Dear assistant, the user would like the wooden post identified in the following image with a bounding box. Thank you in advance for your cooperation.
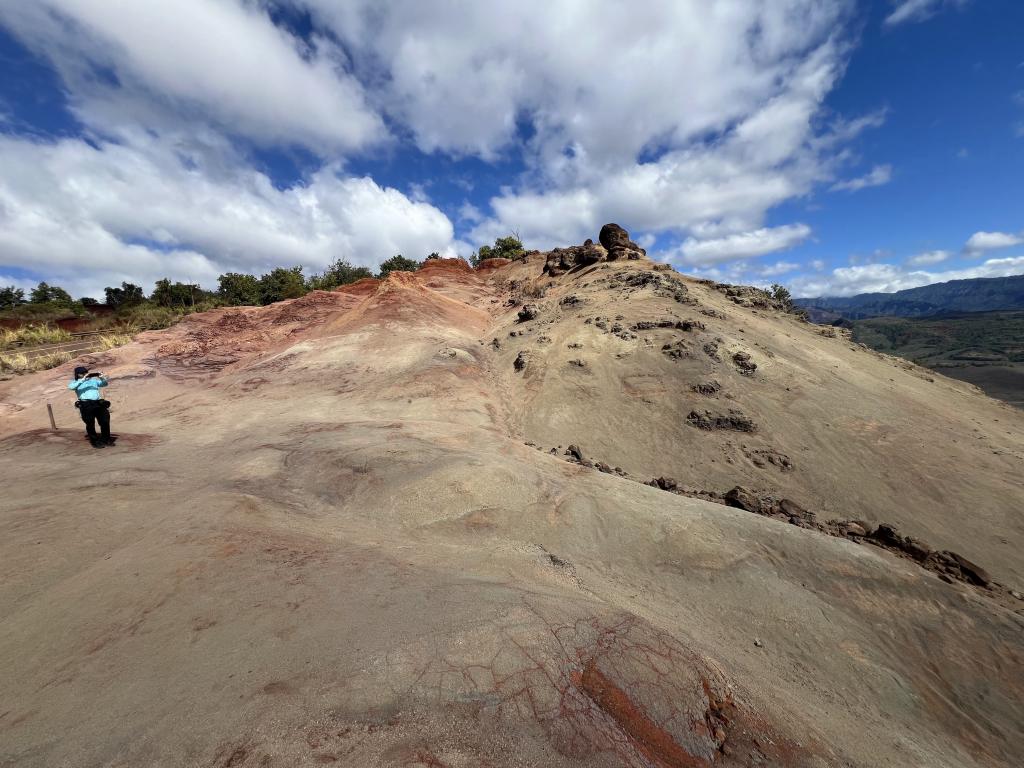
[46,403,57,432]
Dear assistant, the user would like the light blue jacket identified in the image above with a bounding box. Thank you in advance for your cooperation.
[68,376,108,401]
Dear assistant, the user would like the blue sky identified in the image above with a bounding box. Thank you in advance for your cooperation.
[0,0,1021,299]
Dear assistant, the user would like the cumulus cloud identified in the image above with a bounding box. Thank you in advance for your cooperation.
[0,134,457,299]
[756,261,801,278]
[674,224,812,266]
[791,255,1024,297]
[964,230,1023,255]
[0,0,385,152]
[293,0,864,248]
[0,1,892,293]
[830,164,893,192]
[906,249,951,266]
[884,0,969,27]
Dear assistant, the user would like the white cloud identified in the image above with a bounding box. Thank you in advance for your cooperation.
[458,202,484,225]
[0,1,895,294]
[0,134,457,299]
[674,224,812,266]
[964,230,1023,256]
[756,261,801,278]
[791,255,1024,297]
[293,0,864,248]
[884,0,969,27]
[0,0,385,153]
[906,249,951,266]
[830,164,892,192]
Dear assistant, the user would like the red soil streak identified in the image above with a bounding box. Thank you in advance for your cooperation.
[474,258,513,273]
[333,277,381,297]
[417,257,473,275]
[579,662,709,768]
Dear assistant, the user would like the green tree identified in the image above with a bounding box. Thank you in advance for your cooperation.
[29,282,53,303]
[770,283,794,310]
[104,282,145,310]
[306,259,374,291]
[29,282,74,306]
[425,252,441,261]
[152,278,202,308]
[471,235,525,266]
[492,236,526,259]
[217,272,261,306]
[377,254,421,278]
[258,266,307,305]
[0,286,26,309]
[79,297,100,308]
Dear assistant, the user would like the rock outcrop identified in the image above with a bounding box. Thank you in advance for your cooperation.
[543,223,647,275]
[599,223,646,261]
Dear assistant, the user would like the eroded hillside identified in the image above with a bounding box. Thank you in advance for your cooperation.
[1,229,1022,768]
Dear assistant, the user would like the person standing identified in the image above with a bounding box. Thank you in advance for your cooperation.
[68,365,114,448]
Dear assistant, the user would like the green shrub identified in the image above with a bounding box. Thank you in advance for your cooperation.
[471,235,526,266]
[0,286,25,310]
[218,272,261,306]
[151,278,211,308]
[259,266,307,304]
[104,282,145,310]
[377,254,422,278]
[307,259,374,291]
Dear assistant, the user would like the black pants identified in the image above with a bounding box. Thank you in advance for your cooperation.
[78,400,112,444]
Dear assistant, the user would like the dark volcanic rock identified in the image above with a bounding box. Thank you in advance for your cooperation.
[517,304,539,322]
[513,351,528,371]
[724,486,762,513]
[733,351,757,375]
[691,381,721,396]
[946,551,991,586]
[687,409,756,432]
[544,243,606,275]
[652,477,678,491]
[599,223,646,261]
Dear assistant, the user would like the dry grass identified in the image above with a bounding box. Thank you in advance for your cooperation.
[97,332,135,351]
[0,350,74,374]
[0,326,72,350]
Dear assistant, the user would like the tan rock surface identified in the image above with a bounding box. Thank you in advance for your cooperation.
[1,251,1022,767]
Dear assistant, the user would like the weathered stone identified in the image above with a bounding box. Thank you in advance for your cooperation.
[692,381,722,396]
[599,223,647,261]
[724,486,762,513]
[653,477,678,491]
[517,304,539,322]
[946,551,991,586]
[687,409,756,432]
[733,351,757,375]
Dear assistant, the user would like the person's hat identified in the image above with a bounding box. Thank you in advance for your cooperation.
[74,366,89,377]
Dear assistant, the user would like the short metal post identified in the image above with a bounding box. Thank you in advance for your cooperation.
[46,403,57,431]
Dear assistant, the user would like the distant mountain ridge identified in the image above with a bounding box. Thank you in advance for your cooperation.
[796,273,1024,320]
